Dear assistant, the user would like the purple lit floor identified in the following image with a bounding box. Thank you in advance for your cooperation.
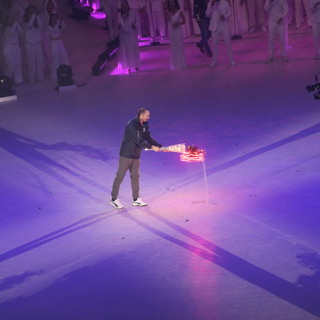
[1,15,320,320]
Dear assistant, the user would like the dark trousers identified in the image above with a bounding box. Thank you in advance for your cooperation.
[111,156,140,200]
[197,17,212,54]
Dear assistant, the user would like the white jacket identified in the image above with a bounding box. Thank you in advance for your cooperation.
[206,0,231,32]
[3,22,22,45]
[264,0,288,22]
[22,14,44,44]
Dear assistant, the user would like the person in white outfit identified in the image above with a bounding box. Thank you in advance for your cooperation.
[2,0,25,23]
[309,0,320,59]
[264,0,289,63]
[229,0,248,37]
[243,0,267,33]
[47,13,69,79]
[287,0,294,24]
[128,0,143,38]
[285,0,293,49]
[0,0,26,74]
[101,0,119,39]
[21,5,45,82]
[146,0,166,39]
[118,0,140,72]
[165,0,186,69]
[294,0,311,28]
[41,0,58,76]
[206,0,236,66]
[42,0,58,18]
[2,14,23,84]
[177,0,192,38]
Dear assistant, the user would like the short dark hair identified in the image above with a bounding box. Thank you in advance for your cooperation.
[137,108,149,117]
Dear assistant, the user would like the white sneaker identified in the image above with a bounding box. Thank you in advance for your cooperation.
[132,198,148,207]
[109,199,124,209]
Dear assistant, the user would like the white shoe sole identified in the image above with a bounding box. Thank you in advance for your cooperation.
[109,200,124,209]
[132,202,148,207]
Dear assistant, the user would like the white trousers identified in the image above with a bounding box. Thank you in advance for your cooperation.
[178,0,192,38]
[105,4,119,39]
[50,40,69,79]
[312,23,320,56]
[287,0,294,24]
[3,43,23,84]
[294,0,311,24]
[229,0,249,35]
[41,30,51,74]
[247,0,266,27]
[25,42,44,82]
[131,8,142,37]
[268,19,286,58]
[146,3,166,38]
[211,24,235,64]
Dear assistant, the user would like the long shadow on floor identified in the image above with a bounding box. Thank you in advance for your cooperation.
[296,252,320,293]
[172,123,320,189]
[0,271,44,292]
[0,127,109,202]
[122,207,320,318]
[1,208,319,319]
[0,211,117,264]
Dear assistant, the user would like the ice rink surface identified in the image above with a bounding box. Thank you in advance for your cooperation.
[1,7,320,320]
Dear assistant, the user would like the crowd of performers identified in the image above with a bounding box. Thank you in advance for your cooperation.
[0,0,69,85]
[1,0,320,82]
[114,0,320,71]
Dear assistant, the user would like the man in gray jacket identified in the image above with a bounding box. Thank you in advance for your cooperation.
[109,108,162,209]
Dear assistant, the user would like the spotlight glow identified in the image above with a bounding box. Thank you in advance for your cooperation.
[91,12,105,19]
[180,146,206,162]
